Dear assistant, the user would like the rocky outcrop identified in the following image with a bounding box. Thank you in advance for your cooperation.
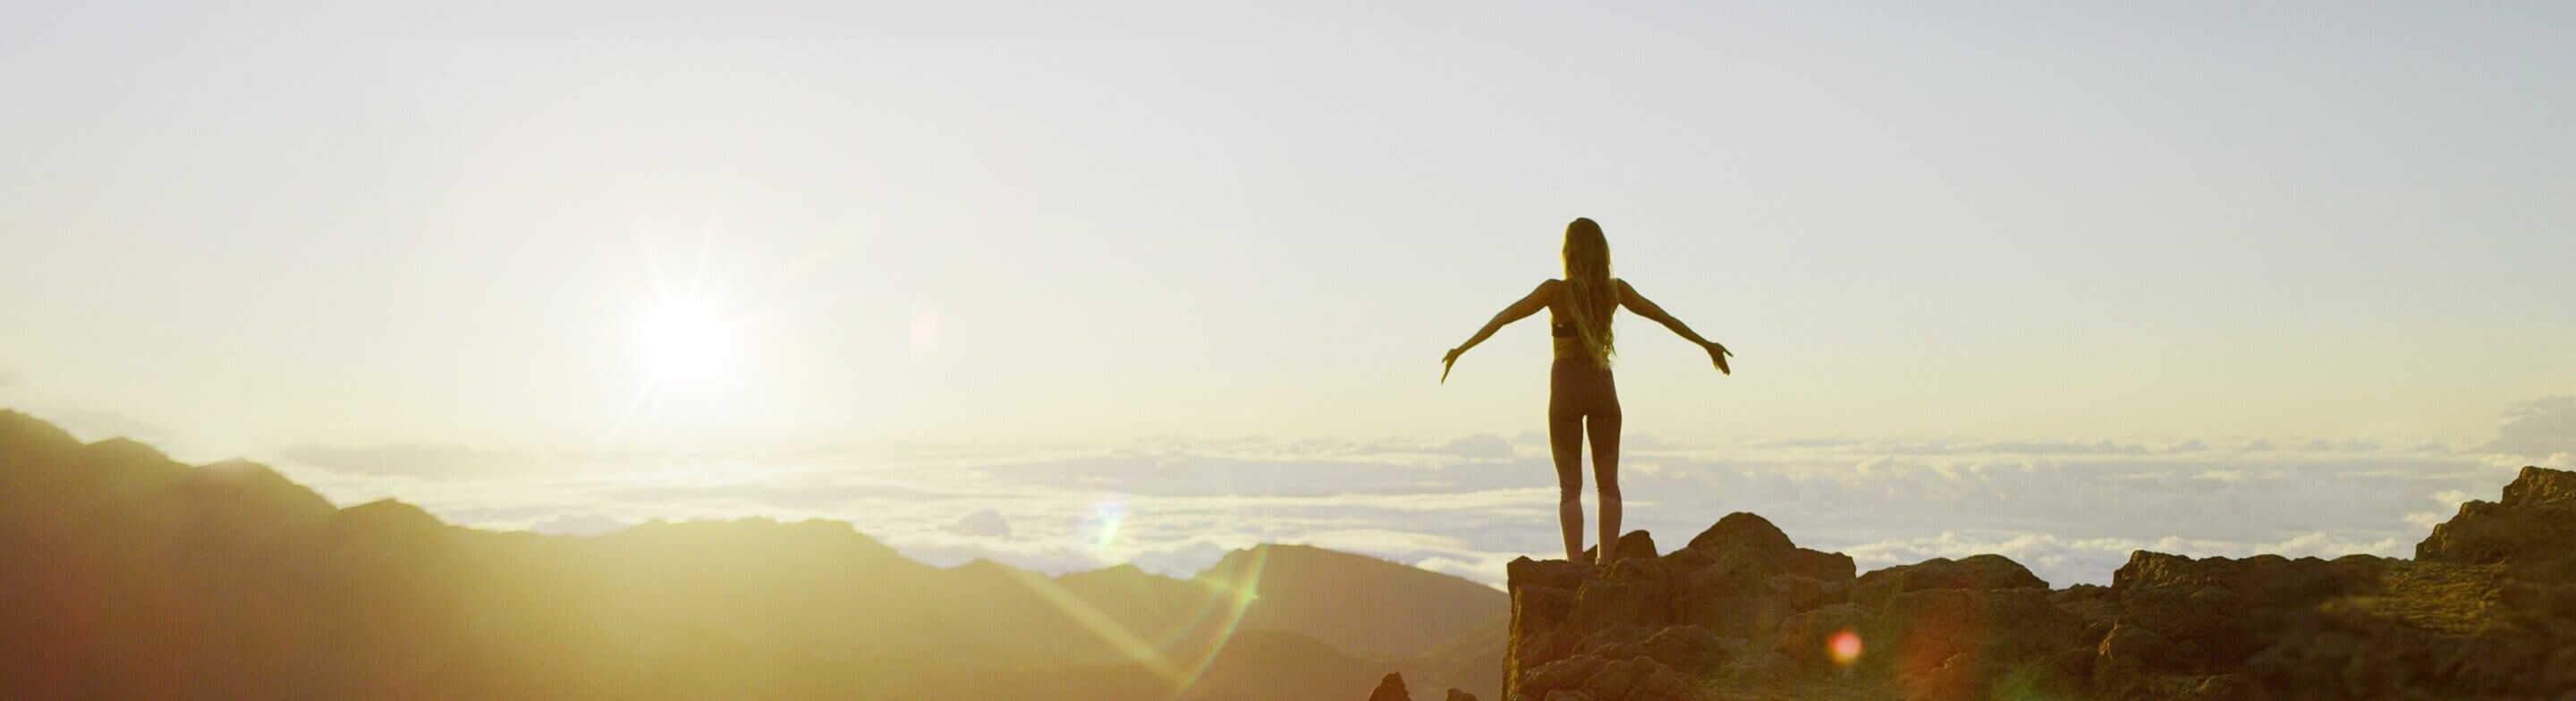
[1424,466,2576,701]
[1366,671,1482,701]
[1504,515,1857,701]
[2073,465,2576,699]
[1369,672,1412,701]
[2419,465,2576,579]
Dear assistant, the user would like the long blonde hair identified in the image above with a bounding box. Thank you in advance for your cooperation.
[1561,217,1616,369]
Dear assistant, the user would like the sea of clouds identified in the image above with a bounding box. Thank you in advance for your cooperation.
[256,398,2576,589]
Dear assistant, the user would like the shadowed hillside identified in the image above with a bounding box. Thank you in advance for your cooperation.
[0,410,1505,700]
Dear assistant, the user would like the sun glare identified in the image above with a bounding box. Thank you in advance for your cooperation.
[640,301,737,384]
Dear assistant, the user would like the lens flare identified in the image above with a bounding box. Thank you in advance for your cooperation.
[967,527,1267,699]
[1089,502,1125,548]
[1828,629,1863,666]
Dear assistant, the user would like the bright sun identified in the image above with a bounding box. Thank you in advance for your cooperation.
[640,302,737,384]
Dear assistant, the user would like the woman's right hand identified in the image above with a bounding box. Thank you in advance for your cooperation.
[1705,342,1732,376]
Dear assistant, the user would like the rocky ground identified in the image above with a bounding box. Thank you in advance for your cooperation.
[1368,465,2576,701]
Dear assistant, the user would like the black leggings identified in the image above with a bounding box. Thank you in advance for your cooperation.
[1547,357,1622,500]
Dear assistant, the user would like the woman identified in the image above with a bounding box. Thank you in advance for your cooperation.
[1441,217,1731,567]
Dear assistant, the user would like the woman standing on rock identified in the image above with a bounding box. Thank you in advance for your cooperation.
[1442,217,1732,568]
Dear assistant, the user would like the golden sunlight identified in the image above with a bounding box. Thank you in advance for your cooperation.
[640,300,738,385]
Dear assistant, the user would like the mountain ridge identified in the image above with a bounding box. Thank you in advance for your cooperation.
[0,409,1506,700]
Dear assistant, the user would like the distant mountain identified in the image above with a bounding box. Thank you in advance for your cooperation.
[0,410,1504,701]
[1202,544,1507,656]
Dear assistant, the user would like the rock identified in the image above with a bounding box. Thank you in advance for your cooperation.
[1783,548,1858,583]
[1664,513,1858,638]
[2093,622,2195,697]
[1582,530,1660,565]
[1677,513,1858,584]
[2551,646,2576,691]
[1510,649,1699,701]
[2419,466,2576,579]
[2503,464,2576,508]
[1571,562,1673,634]
[1444,689,1480,701]
[1507,566,1585,699]
[1369,672,1412,701]
[1657,547,1714,573]
[1766,572,1843,613]
[2111,551,2389,663]
[1772,602,1876,666]
[1852,554,2048,610]
[1584,657,1693,701]
[1683,512,1794,557]
[1576,657,1649,698]
[1721,650,1804,687]
[1622,660,1694,701]
[1878,587,2080,697]
[1496,468,2576,701]
[1896,651,1988,701]
[2052,583,2123,629]
[1518,655,1607,700]
[1636,624,1732,674]
[2021,646,2096,696]
[1512,556,1600,593]
[2179,674,2249,701]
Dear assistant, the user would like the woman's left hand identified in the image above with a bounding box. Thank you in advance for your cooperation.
[1440,347,1464,384]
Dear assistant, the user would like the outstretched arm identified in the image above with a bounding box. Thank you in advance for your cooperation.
[1442,280,1557,383]
[1618,279,1732,375]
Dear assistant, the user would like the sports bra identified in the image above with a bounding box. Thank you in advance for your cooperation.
[1551,319,1577,338]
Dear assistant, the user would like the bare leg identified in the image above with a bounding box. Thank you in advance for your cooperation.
[1589,410,1623,566]
[1549,411,1587,562]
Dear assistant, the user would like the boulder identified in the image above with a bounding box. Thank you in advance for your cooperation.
[1682,512,1793,557]
[1369,672,1412,701]
[1772,602,1876,666]
[1583,530,1660,565]
[1852,554,2048,610]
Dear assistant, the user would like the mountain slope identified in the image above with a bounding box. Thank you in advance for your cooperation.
[0,410,1505,701]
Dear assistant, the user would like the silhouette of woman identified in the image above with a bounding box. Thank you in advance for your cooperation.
[1441,218,1731,567]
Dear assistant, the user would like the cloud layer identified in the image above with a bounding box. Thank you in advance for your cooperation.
[262,407,2563,589]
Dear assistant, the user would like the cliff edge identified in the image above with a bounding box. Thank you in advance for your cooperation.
[1369,466,2576,701]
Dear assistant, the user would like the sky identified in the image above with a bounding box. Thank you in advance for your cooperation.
[4,3,2573,586]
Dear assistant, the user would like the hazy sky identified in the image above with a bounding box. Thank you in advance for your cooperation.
[4,1,2576,453]
[4,5,2572,511]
